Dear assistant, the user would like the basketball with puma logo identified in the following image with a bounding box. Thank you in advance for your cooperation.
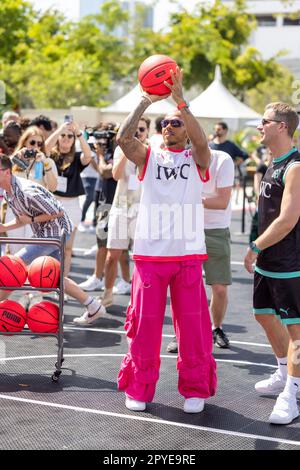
[0,255,28,290]
[0,300,27,333]
[28,256,60,288]
[27,301,59,333]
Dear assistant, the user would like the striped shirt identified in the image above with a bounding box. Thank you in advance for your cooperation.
[4,176,73,238]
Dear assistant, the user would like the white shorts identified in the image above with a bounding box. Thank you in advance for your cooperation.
[107,207,137,250]
[55,196,81,228]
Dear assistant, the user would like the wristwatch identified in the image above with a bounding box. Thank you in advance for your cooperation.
[76,132,83,138]
[249,241,261,254]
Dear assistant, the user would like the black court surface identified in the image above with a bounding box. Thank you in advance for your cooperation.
[1,210,300,451]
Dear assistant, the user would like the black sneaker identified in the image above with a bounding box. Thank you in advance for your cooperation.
[167,336,178,353]
[213,328,230,349]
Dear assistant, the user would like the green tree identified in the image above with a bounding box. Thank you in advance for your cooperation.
[159,0,288,100]
[245,64,295,113]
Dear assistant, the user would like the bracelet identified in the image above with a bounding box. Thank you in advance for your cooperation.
[31,215,35,223]
[76,132,83,138]
[177,100,189,110]
[44,167,53,173]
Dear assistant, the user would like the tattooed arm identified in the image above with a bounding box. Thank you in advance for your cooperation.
[165,68,211,174]
[116,92,169,174]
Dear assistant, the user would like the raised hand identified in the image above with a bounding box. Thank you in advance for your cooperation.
[163,66,184,104]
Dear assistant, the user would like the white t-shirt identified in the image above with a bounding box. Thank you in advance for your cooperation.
[133,146,208,261]
[203,150,234,229]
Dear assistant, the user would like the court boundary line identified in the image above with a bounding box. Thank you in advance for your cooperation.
[0,393,298,448]
[0,352,276,369]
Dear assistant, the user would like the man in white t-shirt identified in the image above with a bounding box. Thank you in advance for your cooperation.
[202,150,234,348]
[167,150,234,352]
[114,67,216,414]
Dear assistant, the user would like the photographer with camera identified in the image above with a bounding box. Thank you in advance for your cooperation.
[12,126,58,191]
[45,117,92,278]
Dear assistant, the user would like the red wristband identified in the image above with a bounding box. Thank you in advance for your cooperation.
[177,100,189,110]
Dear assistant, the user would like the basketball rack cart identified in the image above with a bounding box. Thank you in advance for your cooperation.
[0,232,65,382]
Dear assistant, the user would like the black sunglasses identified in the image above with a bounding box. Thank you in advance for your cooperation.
[161,119,184,128]
[29,140,43,148]
[261,119,284,126]
[137,127,146,133]
[61,133,74,139]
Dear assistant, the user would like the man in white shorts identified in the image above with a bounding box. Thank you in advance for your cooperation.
[74,118,149,323]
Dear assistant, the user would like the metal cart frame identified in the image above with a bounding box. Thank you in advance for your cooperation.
[0,232,66,382]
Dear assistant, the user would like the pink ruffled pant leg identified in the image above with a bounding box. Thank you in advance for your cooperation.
[117,260,217,402]
[118,261,170,402]
[170,261,217,398]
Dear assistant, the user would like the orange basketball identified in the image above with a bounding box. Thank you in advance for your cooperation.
[0,255,28,290]
[28,256,60,288]
[138,54,177,95]
[27,301,59,334]
[0,300,27,333]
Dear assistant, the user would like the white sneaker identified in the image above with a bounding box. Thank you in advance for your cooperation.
[269,393,299,425]
[125,397,146,412]
[84,244,98,256]
[73,303,106,325]
[113,278,131,295]
[77,222,88,232]
[183,397,205,413]
[255,369,286,395]
[78,275,104,291]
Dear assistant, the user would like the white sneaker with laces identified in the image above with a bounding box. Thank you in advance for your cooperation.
[78,275,104,291]
[184,397,205,413]
[113,278,131,295]
[73,304,106,325]
[269,392,299,424]
[255,369,286,395]
[125,397,146,412]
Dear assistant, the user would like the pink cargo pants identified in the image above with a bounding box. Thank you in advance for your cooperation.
[118,260,217,402]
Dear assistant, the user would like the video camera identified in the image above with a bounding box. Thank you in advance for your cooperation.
[85,125,117,156]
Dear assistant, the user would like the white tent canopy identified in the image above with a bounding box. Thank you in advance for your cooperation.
[102,85,175,115]
[189,66,260,120]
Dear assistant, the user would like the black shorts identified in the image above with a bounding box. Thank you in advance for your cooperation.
[253,272,300,325]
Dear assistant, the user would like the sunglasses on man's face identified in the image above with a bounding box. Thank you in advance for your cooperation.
[29,140,43,148]
[60,134,74,139]
[161,119,184,128]
[261,118,284,126]
[137,127,146,133]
